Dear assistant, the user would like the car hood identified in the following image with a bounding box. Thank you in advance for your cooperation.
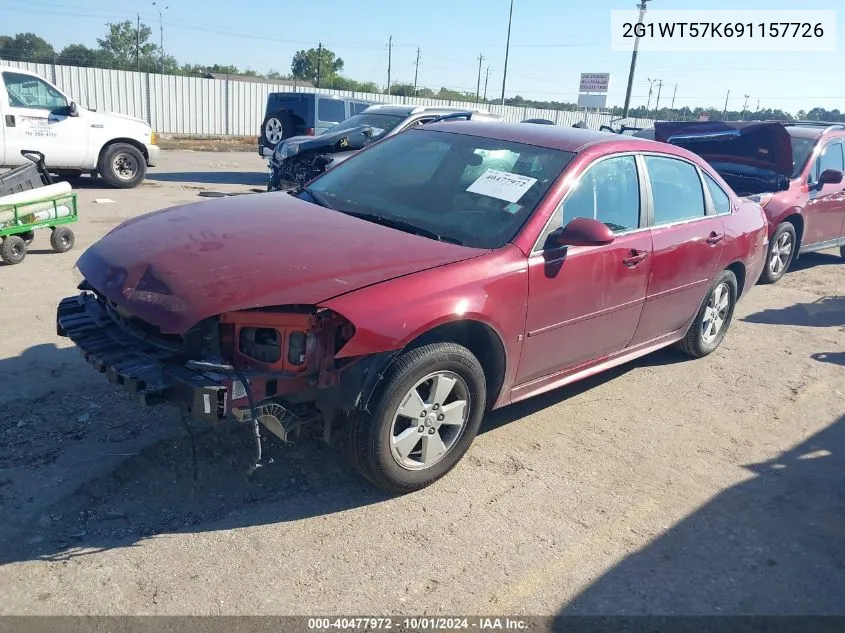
[654,121,793,177]
[75,193,486,334]
[273,125,376,163]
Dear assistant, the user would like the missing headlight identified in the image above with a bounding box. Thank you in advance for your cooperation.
[288,331,306,365]
[239,327,281,363]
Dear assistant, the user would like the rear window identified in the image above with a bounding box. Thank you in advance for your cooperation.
[318,98,346,124]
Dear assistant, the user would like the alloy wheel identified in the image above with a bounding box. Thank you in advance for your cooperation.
[769,231,793,277]
[265,118,283,144]
[702,282,730,345]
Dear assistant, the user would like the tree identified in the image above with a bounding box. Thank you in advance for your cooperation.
[0,32,54,62]
[58,44,106,68]
[388,82,418,97]
[97,20,158,69]
[290,47,344,84]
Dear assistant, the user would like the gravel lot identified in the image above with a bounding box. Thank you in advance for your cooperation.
[0,150,843,616]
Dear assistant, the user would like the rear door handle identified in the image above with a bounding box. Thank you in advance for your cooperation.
[707,232,725,245]
[622,251,649,267]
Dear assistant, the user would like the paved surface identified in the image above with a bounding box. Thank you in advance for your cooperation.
[0,151,843,616]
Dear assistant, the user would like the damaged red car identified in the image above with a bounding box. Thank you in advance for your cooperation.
[56,121,768,493]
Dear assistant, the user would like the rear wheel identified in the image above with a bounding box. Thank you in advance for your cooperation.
[680,269,738,358]
[50,226,74,253]
[0,235,27,265]
[19,231,35,246]
[346,342,486,494]
[759,222,796,284]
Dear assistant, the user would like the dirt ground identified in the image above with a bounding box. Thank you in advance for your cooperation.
[0,150,843,616]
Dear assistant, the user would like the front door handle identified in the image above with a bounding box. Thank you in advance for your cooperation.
[4,114,14,127]
[622,250,649,267]
[707,232,725,245]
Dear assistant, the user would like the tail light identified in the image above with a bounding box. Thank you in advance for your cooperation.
[305,128,315,136]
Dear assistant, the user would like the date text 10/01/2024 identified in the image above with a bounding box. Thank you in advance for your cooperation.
[306,617,529,630]
[622,22,825,39]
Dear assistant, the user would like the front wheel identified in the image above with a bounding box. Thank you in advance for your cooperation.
[759,222,796,284]
[680,268,738,358]
[98,143,147,189]
[346,342,487,494]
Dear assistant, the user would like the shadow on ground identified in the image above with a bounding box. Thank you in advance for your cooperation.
[145,171,267,186]
[743,295,845,328]
[0,341,690,566]
[557,412,845,616]
[787,251,843,273]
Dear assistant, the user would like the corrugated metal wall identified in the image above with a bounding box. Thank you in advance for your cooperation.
[1,59,657,135]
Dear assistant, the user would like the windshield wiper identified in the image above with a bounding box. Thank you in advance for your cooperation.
[339,210,463,245]
[301,187,335,210]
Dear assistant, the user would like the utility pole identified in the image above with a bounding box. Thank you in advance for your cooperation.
[756,98,760,111]
[476,54,485,103]
[645,78,656,112]
[722,89,730,119]
[654,79,663,117]
[151,2,168,72]
[623,0,652,118]
[413,47,421,97]
[483,65,490,102]
[670,83,677,109]
[136,13,141,71]
[386,35,393,96]
[316,41,322,88]
[500,0,514,106]
[742,94,750,120]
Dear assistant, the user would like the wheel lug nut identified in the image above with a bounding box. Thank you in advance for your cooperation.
[437,414,444,421]
[433,404,439,410]
[418,425,425,433]
[420,411,426,417]
[428,428,436,434]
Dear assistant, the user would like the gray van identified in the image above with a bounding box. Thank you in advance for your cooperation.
[258,93,375,157]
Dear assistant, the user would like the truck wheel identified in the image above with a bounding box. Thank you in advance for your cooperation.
[262,111,292,150]
[0,235,27,265]
[50,226,75,253]
[346,342,487,494]
[98,143,147,189]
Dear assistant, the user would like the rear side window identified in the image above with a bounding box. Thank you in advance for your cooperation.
[815,140,844,180]
[317,98,346,124]
[644,155,706,225]
[351,102,370,114]
[702,172,731,214]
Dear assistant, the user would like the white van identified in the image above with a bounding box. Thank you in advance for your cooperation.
[0,66,159,188]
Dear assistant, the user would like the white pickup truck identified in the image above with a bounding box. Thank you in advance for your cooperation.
[0,66,159,188]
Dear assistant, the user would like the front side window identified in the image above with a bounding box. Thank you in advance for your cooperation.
[814,140,844,181]
[644,155,706,225]
[317,98,346,124]
[3,72,67,110]
[302,128,575,249]
[560,154,641,233]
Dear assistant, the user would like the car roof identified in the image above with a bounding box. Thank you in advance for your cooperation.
[418,120,665,153]
[360,104,492,117]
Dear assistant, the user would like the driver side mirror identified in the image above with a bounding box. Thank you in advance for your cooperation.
[817,168,843,187]
[556,217,615,247]
[67,101,79,117]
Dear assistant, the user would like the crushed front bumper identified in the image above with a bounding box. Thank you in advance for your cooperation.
[56,293,239,424]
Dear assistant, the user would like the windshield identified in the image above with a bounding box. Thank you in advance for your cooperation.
[301,128,575,249]
[323,113,406,140]
[789,136,817,178]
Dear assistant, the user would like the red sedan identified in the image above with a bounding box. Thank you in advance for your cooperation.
[57,121,768,493]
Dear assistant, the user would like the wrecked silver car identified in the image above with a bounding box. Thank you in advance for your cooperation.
[266,104,499,191]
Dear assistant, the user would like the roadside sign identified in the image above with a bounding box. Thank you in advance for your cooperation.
[698,112,711,121]
[579,73,610,93]
[577,93,608,109]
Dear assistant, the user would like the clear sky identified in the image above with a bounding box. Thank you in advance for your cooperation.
[1,0,843,114]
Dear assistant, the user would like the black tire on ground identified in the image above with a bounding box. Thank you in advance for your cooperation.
[261,110,293,150]
[0,235,27,265]
[97,143,147,189]
[50,226,75,253]
[759,222,797,284]
[346,342,487,494]
[680,268,738,359]
[19,231,35,246]
[840,244,845,259]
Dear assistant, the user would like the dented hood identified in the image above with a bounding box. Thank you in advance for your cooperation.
[654,121,794,177]
[75,192,485,334]
[273,125,375,162]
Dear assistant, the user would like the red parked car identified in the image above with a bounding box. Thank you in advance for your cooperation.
[654,120,845,283]
[56,122,768,493]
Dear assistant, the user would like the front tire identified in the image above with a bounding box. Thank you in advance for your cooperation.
[50,226,74,253]
[680,269,738,358]
[759,222,796,284]
[346,342,487,494]
[98,143,147,189]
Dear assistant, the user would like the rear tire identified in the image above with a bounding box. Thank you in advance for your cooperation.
[840,245,845,259]
[759,222,796,284]
[0,235,27,265]
[50,226,74,253]
[680,269,738,359]
[19,231,35,246]
[98,143,147,189]
[346,342,487,494]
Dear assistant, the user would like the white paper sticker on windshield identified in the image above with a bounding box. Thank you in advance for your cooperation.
[466,169,538,203]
